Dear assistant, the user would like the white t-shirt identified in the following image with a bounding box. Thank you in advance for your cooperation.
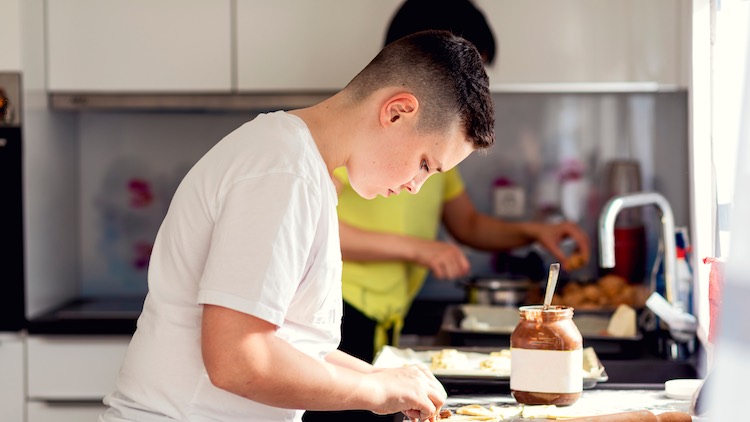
[100,111,342,422]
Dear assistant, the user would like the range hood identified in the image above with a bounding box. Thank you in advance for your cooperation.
[48,91,336,112]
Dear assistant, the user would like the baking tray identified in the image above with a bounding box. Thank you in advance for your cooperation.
[373,345,608,392]
[438,304,644,359]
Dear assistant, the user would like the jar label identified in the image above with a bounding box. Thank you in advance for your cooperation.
[510,348,583,394]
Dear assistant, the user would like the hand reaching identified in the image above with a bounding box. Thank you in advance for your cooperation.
[531,221,590,271]
[412,239,471,279]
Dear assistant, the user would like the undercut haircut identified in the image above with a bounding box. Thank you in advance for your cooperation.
[345,30,495,150]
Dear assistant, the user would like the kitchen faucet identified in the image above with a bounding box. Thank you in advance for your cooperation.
[598,191,679,308]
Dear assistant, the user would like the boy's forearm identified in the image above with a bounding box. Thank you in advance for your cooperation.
[324,349,378,374]
[209,328,379,411]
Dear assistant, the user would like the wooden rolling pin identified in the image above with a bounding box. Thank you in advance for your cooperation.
[561,410,692,421]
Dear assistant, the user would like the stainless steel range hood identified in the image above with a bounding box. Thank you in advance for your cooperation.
[49,91,336,112]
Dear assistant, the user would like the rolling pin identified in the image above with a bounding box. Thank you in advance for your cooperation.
[561,410,692,421]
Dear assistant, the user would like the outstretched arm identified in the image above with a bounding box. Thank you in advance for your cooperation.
[441,192,590,271]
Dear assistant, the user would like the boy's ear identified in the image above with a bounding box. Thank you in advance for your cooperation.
[380,93,418,127]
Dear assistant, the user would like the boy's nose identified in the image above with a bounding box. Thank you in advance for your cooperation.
[403,178,423,195]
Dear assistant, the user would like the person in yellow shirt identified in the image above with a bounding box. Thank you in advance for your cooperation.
[334,167,589,363]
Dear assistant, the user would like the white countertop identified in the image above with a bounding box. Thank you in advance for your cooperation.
[441,389,698,420]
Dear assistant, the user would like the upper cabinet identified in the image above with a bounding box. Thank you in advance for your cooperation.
[0,0,22,71]
[43,0,688,94]
[475,0,689,87]
[235,0,402,92]
[46,0,233,92]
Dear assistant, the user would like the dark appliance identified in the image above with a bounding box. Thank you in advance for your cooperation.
[0,72,25,331]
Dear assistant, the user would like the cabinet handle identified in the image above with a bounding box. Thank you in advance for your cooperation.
[37,399,105,407]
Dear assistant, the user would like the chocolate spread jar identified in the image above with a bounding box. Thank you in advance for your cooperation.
[510,305,583,406]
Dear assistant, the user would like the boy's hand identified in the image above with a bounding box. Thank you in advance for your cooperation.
[367,363,447,420]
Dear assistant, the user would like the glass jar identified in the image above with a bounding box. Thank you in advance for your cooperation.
[510,305,583,406]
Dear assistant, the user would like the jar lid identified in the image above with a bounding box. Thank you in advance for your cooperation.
[518,305,574,318]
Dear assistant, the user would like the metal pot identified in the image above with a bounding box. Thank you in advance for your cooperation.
[458,274,535,307]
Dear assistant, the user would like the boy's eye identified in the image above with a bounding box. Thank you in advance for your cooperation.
[421,159,430,172]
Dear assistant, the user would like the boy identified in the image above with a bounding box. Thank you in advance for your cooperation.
[99,30,494,422]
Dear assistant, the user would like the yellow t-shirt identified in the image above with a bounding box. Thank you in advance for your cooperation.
[333,167,465,331]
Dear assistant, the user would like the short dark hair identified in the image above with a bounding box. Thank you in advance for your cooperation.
[345,30,495,150]
[385,0,497,66]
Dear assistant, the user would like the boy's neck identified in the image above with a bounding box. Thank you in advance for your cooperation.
[289,92,359,176]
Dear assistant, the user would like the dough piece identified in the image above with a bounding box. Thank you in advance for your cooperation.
[439,414,497,421]
[490,405,522,419]
[430,349,469,370]
[456,404,495,417]
[479,350,511,373]
[566,253,587,271]
[582,347,605,378]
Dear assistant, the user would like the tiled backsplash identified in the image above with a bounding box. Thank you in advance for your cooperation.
[75,91,689,299]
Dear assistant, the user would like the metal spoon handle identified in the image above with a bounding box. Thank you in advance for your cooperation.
[543,263,561,309]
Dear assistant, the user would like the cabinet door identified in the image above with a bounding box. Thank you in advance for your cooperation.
[27,335,130,400]
[46,0,232,92]
[236,0,402,91]
[0,334,24,422]
[474,0,686,86]
[0,0,22,71]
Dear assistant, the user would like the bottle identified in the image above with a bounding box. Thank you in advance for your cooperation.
[675,247,692,314]
[510,305,583,406]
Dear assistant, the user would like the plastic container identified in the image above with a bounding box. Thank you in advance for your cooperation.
[675,247,693,313]
[510,305,583,406]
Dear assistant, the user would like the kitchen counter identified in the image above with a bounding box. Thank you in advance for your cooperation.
[395,388,701,421]
[27,296,142,335]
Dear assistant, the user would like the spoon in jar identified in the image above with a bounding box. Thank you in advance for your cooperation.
[543,263,561,310]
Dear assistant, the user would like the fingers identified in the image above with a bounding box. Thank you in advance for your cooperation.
[425,243,470,279]
[537,221,591,271]
[562,221,591,260]
[413,364,446,419]
[386,365,445,420]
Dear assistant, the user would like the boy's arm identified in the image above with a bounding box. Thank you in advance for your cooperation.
[201,304,445,419]
[323,349,378,374]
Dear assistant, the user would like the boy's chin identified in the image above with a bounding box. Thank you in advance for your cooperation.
[351,186,378,200]
[347,180,374,200]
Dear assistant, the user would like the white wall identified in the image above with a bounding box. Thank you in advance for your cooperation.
[21,0,81,318]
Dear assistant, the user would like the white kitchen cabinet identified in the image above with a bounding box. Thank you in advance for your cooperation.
[474,0,689,88]
[43,0,689,95]
[0,333,25,422]
[0,0,22,71]
[235,0,402,91]
[27,335,130,400]
[46,0,232,92]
